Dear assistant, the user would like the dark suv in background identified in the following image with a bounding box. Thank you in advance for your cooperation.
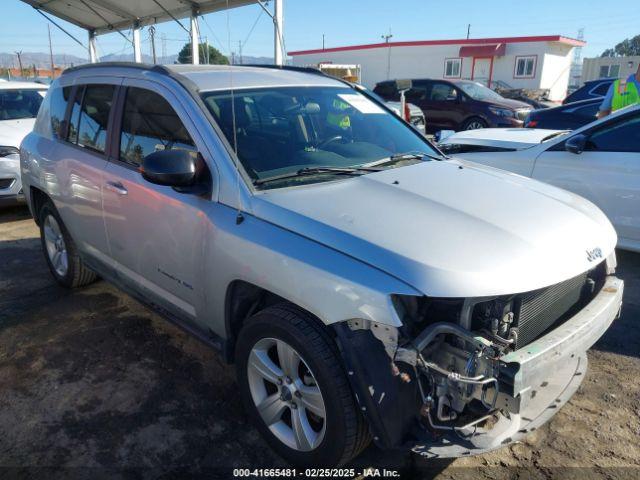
[562,78,613,105]
[374,79,532,132]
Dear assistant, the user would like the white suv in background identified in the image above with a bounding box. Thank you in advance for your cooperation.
[0,81,48,205]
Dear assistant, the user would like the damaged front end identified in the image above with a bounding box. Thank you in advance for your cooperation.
[333,262,624,457]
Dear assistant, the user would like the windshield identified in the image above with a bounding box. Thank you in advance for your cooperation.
[0,89,46,120]
[201,86,437,189]
[458,82,505,102]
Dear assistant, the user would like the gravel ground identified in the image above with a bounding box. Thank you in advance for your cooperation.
[0,205,639,479]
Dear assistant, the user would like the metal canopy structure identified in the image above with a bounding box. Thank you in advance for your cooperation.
[20,0,284,65]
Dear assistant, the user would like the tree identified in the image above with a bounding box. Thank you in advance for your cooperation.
[178,42,229,64]
[601,34,640,57]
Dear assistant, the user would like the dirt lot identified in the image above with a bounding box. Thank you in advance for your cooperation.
[1,205,639,479]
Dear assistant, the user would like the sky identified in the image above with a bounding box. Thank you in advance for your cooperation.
[1,0,639,62]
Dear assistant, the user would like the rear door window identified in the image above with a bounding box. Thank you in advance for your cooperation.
[76,84,115,153]
[119,87,196,167]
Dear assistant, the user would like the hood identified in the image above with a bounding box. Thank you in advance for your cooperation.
[440,128,565,150]
[487,98,532,110]
[0,118,36,147]
[251,160,616,298]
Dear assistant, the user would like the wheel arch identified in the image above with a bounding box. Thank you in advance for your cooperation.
[224,280,334,363]
[29,186,52,226]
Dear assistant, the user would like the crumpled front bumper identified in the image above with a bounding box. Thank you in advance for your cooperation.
[335,275,623,457]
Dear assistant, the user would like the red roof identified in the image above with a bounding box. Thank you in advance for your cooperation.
[459,43,506,57]
[289,35,586,56]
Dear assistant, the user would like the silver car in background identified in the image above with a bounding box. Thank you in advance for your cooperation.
[0,81,48,205]
[20,63,623,467]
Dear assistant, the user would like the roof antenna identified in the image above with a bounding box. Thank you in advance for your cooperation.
[226,0,244,225]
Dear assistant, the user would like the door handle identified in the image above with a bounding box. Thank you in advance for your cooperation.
[105,180,128,195]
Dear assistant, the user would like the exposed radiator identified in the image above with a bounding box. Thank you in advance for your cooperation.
[514,272,588,348]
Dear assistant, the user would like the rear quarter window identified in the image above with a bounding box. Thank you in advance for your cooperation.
[33,85,72,140]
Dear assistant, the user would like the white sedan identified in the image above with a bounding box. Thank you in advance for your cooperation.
[439,105,640,252]
[0,81,48,206]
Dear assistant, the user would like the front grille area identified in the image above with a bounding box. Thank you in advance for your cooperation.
[471,262,606,349]
[515,272,588,348]
[0,178,15,190]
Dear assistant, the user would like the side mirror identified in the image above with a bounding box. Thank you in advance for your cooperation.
[445,95,458,102]
[565,134,587,154]
[141,149,198,187]
[435,130,455,143]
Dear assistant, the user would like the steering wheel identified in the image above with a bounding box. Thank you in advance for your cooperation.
[317,135,344,149]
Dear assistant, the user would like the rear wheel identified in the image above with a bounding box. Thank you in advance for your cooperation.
[462,117,487,130]
[235,303,370,466]
[39,201,97,288]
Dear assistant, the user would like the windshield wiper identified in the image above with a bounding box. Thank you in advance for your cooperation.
[540,131,571,142]
[253,166,382,186]
[365,151,448,168]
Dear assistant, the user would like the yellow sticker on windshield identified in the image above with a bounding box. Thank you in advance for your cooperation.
[337,94,385,114]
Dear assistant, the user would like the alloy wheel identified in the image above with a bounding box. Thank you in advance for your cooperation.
[43,214,68,277]
[247,337,327,451]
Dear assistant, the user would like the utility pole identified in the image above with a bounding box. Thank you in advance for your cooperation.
[381,30,393,80]
[205,37,210,64]
[322,34,325,50]
[161,33,167,60]
[47,24,55,79]
[15,51,23,78]
[238,40,243,64]
[467,24,471,39]
[149,25,157,64]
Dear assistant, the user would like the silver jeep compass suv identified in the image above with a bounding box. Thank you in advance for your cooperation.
[20,63,623,467]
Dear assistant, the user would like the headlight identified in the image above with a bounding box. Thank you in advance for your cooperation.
[488,106,515,118]
[0,146,20,158]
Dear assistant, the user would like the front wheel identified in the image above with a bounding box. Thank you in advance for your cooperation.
[462,117,488,130]
[235,304,370,467]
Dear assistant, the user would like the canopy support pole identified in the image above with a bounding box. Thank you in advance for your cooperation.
[190,10,200,65]
[132,22,142,63]
[273,0,283,65]
[88,30,98,63]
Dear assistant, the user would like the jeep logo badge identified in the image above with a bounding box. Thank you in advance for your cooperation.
[586,247,603,262]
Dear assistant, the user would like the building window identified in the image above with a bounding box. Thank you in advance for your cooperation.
[599,64,620,78]
[514,55,537,78]
[444,58,462,78]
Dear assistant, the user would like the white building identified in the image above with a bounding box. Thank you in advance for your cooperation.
[581,56,640,83]
[290,35,585,102]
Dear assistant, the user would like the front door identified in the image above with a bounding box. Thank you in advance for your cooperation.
[101,81,212,325]
[472,58,493,87]
[533,111,640,246]
[420,82,465,131]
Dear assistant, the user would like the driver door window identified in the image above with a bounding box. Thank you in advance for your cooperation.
[119,87,196,167]
[586,114,640,153]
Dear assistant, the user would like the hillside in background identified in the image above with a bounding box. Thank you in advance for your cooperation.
[0,51,273,68]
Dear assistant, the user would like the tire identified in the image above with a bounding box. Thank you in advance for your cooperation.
[462,117,488,130]
[39,200,97,288]
[235,303,370,467]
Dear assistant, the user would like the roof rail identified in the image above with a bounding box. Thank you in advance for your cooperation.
[61,62,171,76]
[238,64,330,77]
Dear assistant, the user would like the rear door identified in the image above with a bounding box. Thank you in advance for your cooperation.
[533,111,640,245]
[102,79,212,325]
[51,80,118,263]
